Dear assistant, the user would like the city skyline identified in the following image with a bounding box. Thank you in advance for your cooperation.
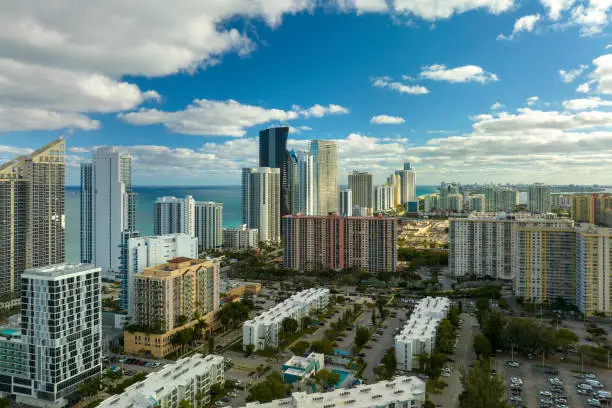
[0,3,611,185]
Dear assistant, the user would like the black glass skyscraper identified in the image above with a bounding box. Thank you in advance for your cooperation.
[259,127,292,216]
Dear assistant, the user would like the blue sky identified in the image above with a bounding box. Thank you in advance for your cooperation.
[1,1,612,185]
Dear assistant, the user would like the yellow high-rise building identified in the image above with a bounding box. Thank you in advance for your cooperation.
[570,194,612,226]
[576,225,612,318]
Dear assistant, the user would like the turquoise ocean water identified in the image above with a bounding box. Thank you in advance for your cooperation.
[65,185,437,262]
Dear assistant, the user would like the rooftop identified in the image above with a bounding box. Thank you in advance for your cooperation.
[22,263,100,279]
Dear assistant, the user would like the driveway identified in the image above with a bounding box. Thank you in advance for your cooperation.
[362,313,403,383]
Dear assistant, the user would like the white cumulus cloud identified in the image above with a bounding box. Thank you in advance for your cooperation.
[559,64,588,83]
[562,97,612,110]
[372,76,430,95]
[490,102,505,110]
[370,115,406,124]
[420,64,499,83]
[540,0,576,20]
[497,14,541,40]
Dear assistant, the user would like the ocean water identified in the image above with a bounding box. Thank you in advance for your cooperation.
[65,185,437,262]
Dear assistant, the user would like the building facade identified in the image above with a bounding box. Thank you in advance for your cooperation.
[395,297,450,372]
[81,147,135,279]
[223,225,259,250]
[484,186,518,213]
[259,127,293,217]
[528,183,552,214]
[239,376,426,408]
[387,173,402,207]
[195,202,223,251]
[99,354,224,408]
[339,188,352,217]
[121,234,198,316]
[424,194,439,212]
[0,138,65,298]
[310,140,338,215]
[395,163,416,204]
[348,171,373,211]
[14,264,102,407]
[242,167,281,243]
[297,151,316,215]
[132,258,220,333]
[571,194,612,226]
[468,194,485,212]
[374,184,395,212]
[512,220,576,304]
[282,214,397,274]
[154,196,196,236]
[576,225,612,318]
[243,289,329,351]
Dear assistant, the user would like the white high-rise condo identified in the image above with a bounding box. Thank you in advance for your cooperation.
[528,183,552,214]
[195,201,223,251]
[16,264,102,407]
[223,225,259,250]
[154,195,196,236]
[395,162,416,204]
[375,184,395,212]
[297,151,316,215]
[310,140,338,215]
[120,233,198,316]
[339,188,353,217]
[242,167,281,243]
[0,138,65,298]
[81,147,135,279]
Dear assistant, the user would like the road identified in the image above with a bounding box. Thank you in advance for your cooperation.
[362,313,403,383]
[431,312,477,407]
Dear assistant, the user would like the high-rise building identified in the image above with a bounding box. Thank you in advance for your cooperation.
[120,234,198,316]
[424,194,439,212]
[387,173,402,207]
[450,212,562,280]
[348,171,373,211]
[468,194,486,212]
[339,188,353,217]
[528,183,552,214]
[0,138,65,298]
[288,150,300,215]
[394,163,416,205]
[223,225,259,250]
[297,151,316,215]
[310,140,338,215]
[512,220,576,304]
[576,225,612,318]
[81,147,135,279]
[259,127,293,216]
[570,194,612,226]
[16,263,102,407]
[374,184,395,212]
[484,186,518,212]
[195,202,223,251]
[133,258,220,332]
[438,182,460,211]
[552,194,572,209]
[242,167,281,243]
[282,214,397,274]
[446,194,463,212]
[153,195,196,236]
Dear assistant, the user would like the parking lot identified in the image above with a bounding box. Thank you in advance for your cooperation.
[496,356,612,408]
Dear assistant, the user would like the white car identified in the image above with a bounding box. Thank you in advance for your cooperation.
[587,398,601,407]
[539,391,552,398]
[507,361,520,368]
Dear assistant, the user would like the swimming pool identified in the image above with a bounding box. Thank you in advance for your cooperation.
[332,369,349,388]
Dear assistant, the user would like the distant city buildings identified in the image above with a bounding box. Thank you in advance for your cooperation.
[154,195,196,236]
[81,146,135,280]
[576,225,612,318]
[484,185,518,212]
[468,194,486,212]
[242,167,281,243]
[239,376,426,408]
[0,138,65,298]
[310,140,338,215]
[395,162,417,204]
[282,214,397,274]
[259,127,293,217]
[527,183,552,214]
[348,171,374,212]
[374,184,395,212]
[194,201,223,251]
[223,224,259,250]
[424,194,439,212]
[99,354,224,408]
[570,194,612,226]
[120,234,198,316]
[338,188,353,217]
[243,289,329,351]
[387,173,402,207]
[552,194,571,209]
[10,264,102,407]
[395,297,450,372]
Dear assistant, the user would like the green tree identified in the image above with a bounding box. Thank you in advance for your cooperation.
[556,328,578,354]
[178,399,192,408]
[247,372,291,403]
[282,317,299,340]
[207,332,215,354]
[458,359,509,408]
[245,344,255,357]
[437,319,456,354]
[0,398,9,408]
[291,341,310,356]
[473,333,492,360]
[374,348,397,380]
[78,377,101,397]
[195,391,204,408]
[302,316,313,328]
[313,369,341,391]
[210,383,224,398]
[482,311,506,351]
[310,340,333,355]
[355,327,371,348]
